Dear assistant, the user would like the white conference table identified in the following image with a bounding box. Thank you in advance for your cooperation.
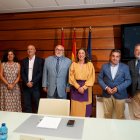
[0,111,140,140]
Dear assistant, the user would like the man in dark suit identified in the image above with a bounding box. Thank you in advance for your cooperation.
[98,49,131,119]
[21,45,43,113]
[128,43,140,119]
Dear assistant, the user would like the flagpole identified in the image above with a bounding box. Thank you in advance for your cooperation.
[87,26,92,61]
[89,26,92,32]
[61,27,64,48]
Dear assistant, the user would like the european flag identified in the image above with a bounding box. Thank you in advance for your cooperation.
[87,30,92,61]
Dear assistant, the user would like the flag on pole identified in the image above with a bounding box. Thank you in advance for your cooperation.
[87,27,92,61]
[61,28,64,47]
[71,29,77,62]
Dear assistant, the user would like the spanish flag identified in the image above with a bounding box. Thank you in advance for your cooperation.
[71,29,76,62]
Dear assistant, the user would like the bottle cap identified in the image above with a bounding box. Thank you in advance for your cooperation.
[2,123,6,126]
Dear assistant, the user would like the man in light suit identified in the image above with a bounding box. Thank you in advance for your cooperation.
[21,45,44,113]
[98,49,131,119]
[42,45,71,99]
[128,44,140,119]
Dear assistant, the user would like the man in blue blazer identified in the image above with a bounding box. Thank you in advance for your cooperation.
[42,45,71,99]
[98,49,131,119]
[21,45,44,113]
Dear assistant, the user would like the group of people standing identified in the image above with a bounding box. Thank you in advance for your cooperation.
[0,44,95,117]
[0,43,140,119]
[42,45,95,117]
[0,45,44,113]
[98,44,140,119]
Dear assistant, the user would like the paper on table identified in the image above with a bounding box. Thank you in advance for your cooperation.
[37,117,61,129]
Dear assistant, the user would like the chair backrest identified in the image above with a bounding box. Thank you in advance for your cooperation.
[96,96,132,119]
[38,98,70,116]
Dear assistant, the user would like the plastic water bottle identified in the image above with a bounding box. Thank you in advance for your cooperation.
[0,126,2,140]
[0,123,8,140]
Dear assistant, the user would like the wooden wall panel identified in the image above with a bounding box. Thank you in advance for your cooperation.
[119,14,140,24]
[0,12,140,30]
[0,8,119,20]
[0,38,118,51]
[93,61,108,73]
[0,50,111,61]
[119,7,140,14]
[92,50,111,61]
[0,7,138,20]
[0,18,73,30]
[93,84,102,95]
[0,51,53,60]
[0,26,120,40]
[0,6,140,97]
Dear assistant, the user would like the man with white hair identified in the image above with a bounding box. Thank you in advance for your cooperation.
[42,45,71,99]
[128,43,140,119]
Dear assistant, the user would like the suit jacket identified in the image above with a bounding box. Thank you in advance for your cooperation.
[128,59,139,96]
[21,56,44,88]
[42,56,71,98]
[98,62,131,99]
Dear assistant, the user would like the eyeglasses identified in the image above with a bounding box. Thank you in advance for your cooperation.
[55,48,64,52]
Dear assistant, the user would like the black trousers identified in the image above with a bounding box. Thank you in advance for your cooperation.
[22,86,40,113]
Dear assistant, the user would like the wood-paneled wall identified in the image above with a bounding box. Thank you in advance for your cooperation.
[0,7,140,96]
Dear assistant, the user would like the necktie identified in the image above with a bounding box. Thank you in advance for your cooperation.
[137,60,140,89]
[137,60,140,72]
[56,57,60,73]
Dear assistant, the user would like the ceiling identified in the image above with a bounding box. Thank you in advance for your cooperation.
[0,0,140,14]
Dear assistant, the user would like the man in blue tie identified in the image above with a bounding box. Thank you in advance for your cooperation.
[42,45,71,99]
[98,49,131,119]
[128,43,140,119]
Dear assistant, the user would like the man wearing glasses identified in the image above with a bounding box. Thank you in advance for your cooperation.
[128,44,140,119]
[42,45,71,99]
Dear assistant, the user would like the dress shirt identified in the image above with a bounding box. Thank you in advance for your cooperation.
[28,55,35,82]
[136,59,140,74]
[110,63,119,80]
